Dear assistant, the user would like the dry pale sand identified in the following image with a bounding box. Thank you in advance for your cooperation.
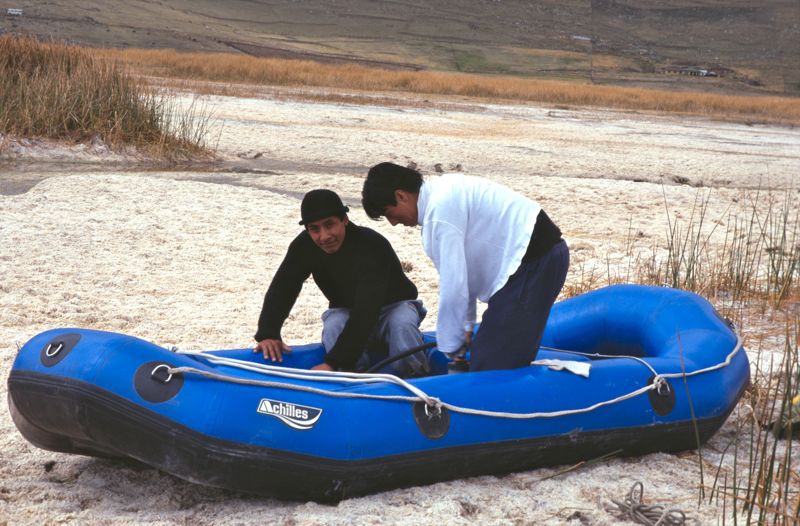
[1,87,799,525]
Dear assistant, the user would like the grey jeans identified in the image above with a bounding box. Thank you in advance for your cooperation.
[321,300,429,376]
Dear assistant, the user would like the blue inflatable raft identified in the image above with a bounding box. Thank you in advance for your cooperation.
[8,285,750,501]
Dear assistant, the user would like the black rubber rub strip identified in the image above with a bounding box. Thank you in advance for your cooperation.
[7,371,745,502]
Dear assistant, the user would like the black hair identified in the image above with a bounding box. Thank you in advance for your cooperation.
[361,162,423,220]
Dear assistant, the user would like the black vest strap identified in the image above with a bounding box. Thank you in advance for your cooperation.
[522,210,562,263]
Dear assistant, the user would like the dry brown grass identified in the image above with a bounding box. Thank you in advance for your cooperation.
[583,188,800,317]
[106,47,800,126]
[0,36,212,160]
[565,187,800,523]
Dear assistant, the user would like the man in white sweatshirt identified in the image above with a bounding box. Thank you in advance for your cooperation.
[362,162,569,371]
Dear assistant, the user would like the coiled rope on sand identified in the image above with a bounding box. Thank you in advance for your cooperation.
[608,481,690,526]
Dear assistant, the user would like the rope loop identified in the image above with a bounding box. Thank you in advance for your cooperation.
[151,364,174,384]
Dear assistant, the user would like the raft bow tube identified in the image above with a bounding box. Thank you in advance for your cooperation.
[7,285,750,501]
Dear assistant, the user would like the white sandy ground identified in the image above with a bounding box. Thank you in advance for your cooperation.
[1,87,799,524]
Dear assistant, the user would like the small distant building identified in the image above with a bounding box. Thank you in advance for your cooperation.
[6,8,23,16]
[662,66,719,77]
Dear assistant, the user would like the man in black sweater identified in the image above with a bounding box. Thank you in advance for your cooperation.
[254,189,429,376]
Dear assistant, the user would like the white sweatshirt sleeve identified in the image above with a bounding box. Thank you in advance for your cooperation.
[423,219,469,355]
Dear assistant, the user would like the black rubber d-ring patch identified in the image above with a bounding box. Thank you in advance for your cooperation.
[134,361,184,403]
[647,375,676,416]
[40,333,81,367]
[413,401,450,439]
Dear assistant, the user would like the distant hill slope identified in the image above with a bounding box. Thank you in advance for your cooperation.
[2,0,798,95]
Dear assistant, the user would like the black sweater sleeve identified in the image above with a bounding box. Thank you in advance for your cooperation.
[254,236,311,342]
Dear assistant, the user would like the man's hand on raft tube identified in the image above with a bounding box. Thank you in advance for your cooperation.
[253,340,333,371]
[254,338,292,362]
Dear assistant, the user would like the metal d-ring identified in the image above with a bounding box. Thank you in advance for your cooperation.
[655,377,669,396]
[40,334,81,367]
[150,364,173,384]
[424,403,442,420]
[135,361,183,403]
[413,401,450,438]
[45,342,64,357]
[647,374,676,416]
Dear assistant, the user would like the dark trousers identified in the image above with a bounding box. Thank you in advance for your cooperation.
[470,240,569,371]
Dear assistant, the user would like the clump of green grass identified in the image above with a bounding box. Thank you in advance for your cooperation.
[0,35,211,160]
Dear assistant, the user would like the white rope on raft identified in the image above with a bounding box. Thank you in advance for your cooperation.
[167,332,744,420]
[172,350,438,404]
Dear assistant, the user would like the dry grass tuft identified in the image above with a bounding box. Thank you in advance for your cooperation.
[0,36,212,160]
